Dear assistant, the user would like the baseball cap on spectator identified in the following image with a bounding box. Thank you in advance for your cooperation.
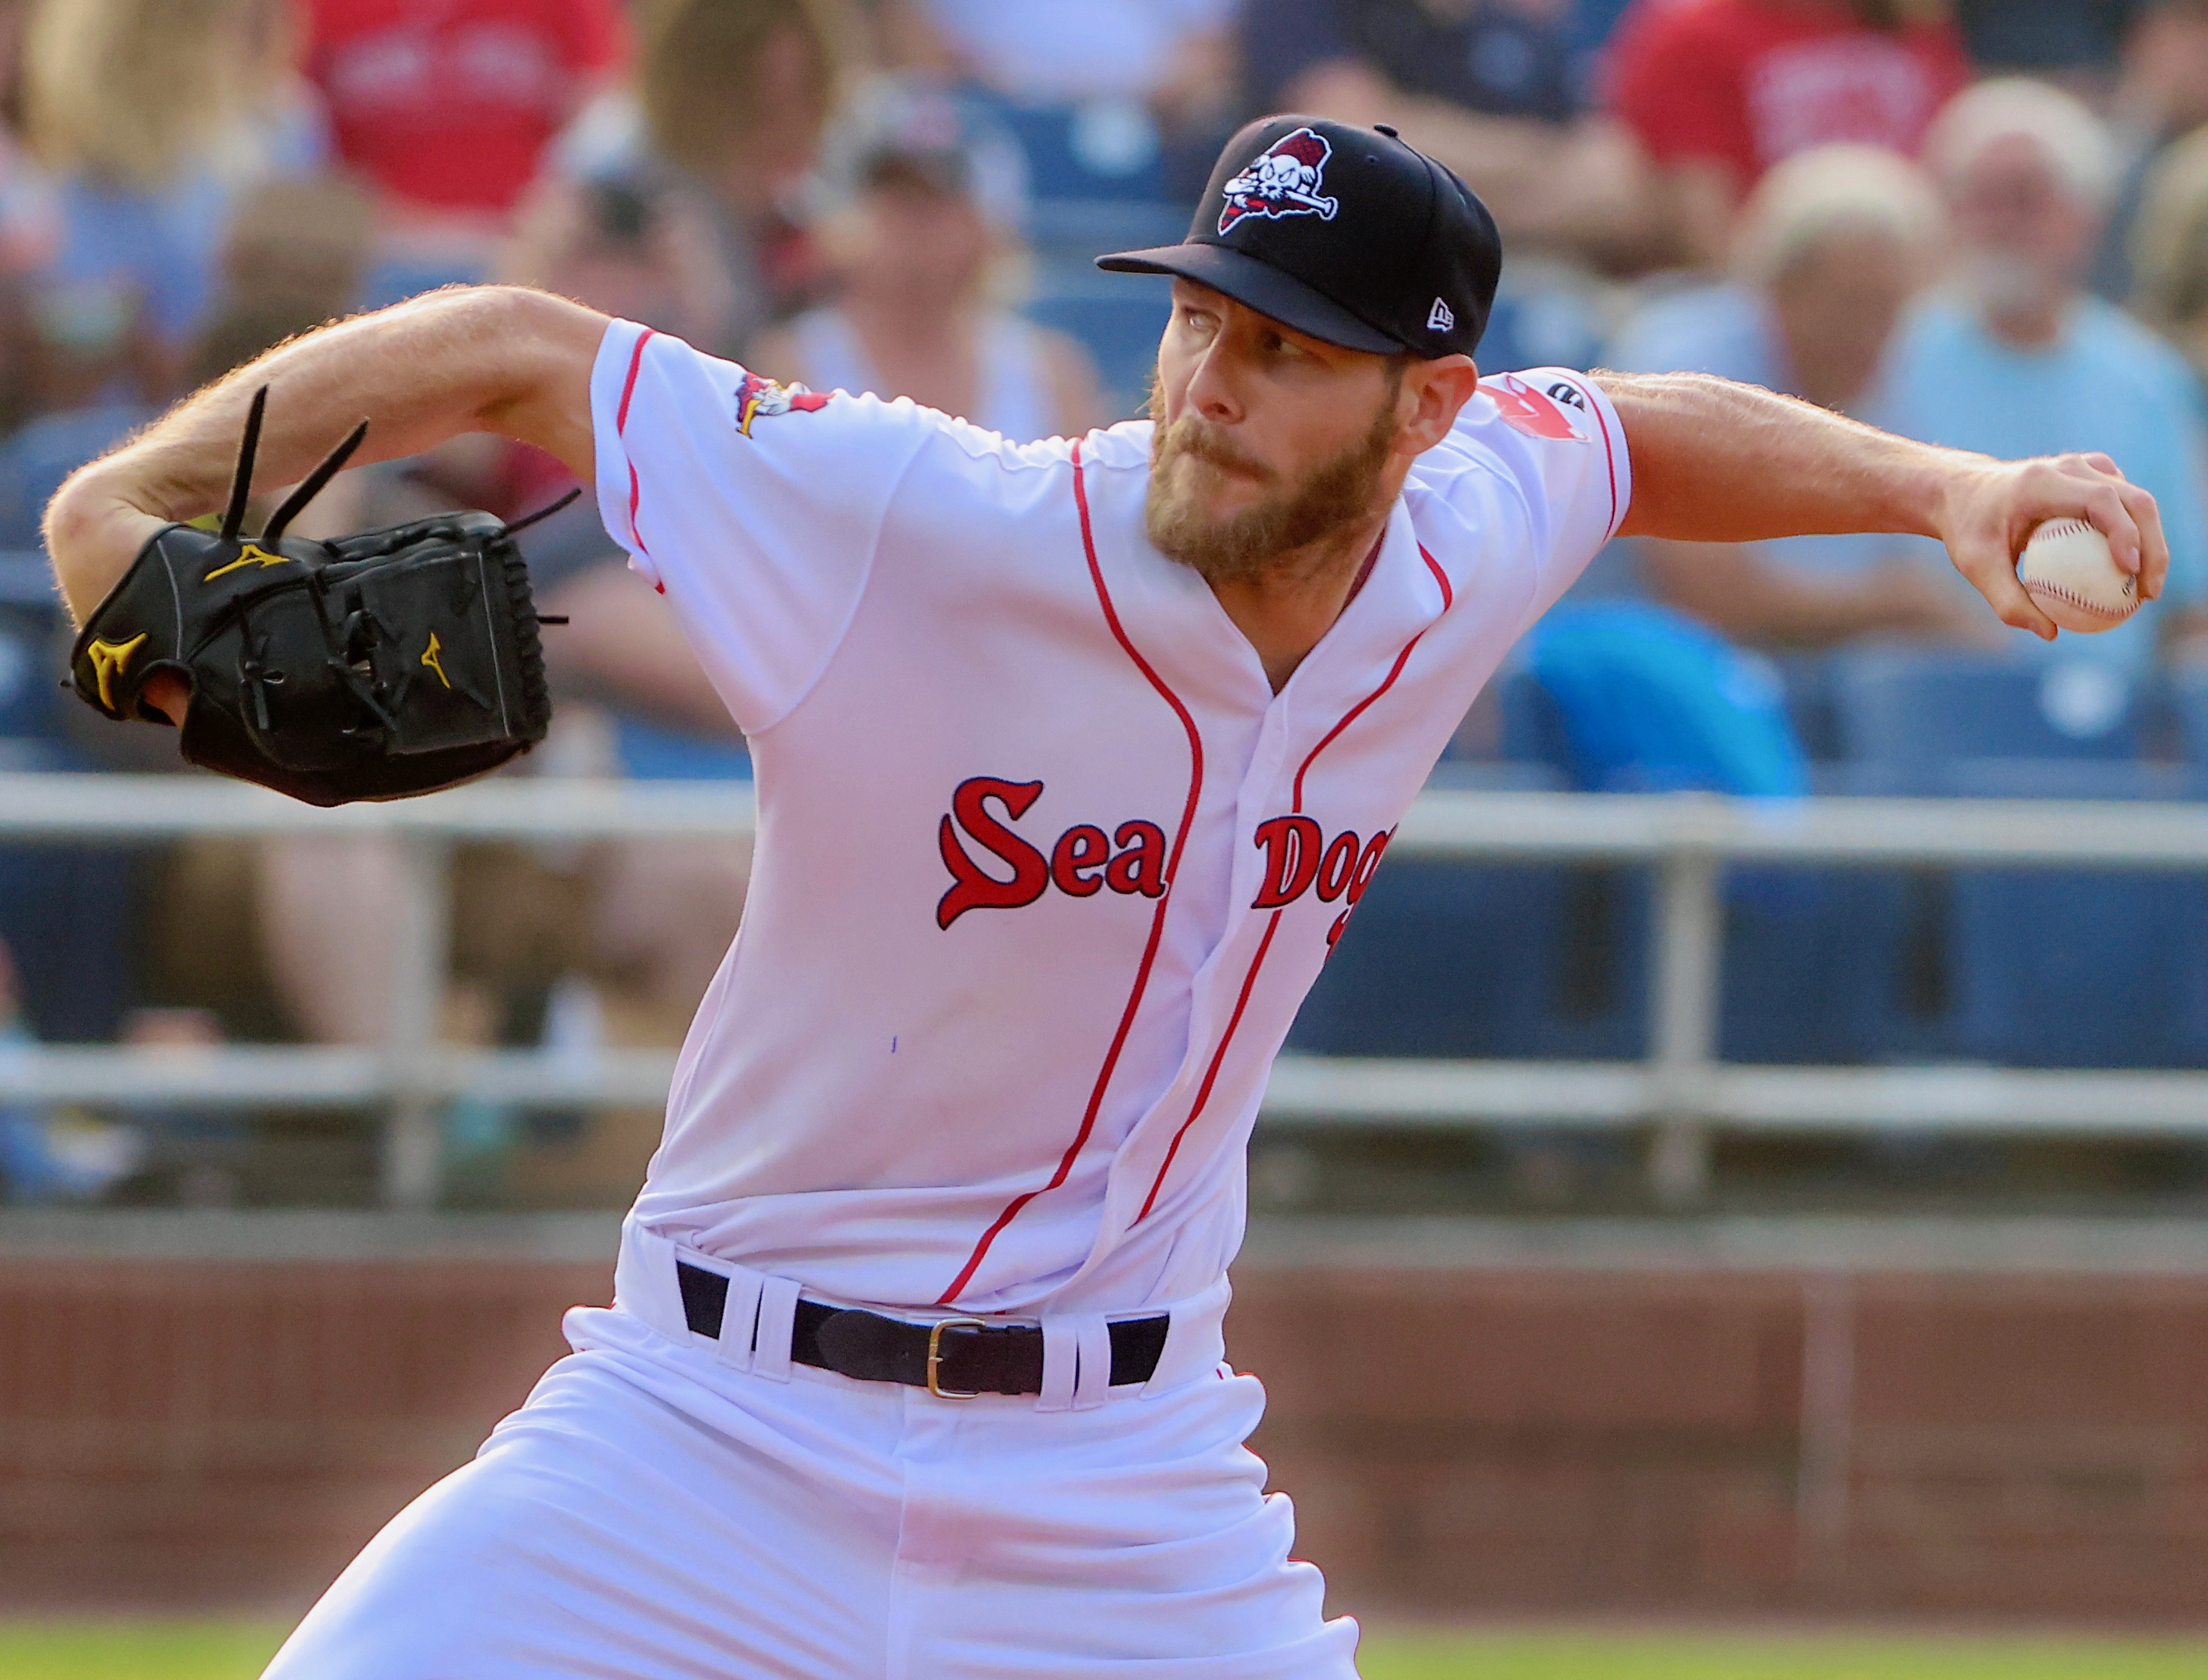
[816,78,1030,231]
[1096,113,1500,359]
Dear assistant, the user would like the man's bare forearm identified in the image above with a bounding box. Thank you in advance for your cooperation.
[1597,371,1969,545]
[44,284,608,623]
[1592,369,2169,640]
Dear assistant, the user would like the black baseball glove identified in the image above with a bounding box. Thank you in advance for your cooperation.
[68,387,571,807]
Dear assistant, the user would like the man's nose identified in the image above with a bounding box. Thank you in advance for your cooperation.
[1183,338,1245,426]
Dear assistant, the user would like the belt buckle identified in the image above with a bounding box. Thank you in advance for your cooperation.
[926,1316,991,1399]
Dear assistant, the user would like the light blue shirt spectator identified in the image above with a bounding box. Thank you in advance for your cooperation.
[1884,290,2208,681]
[1606,281,1905,583]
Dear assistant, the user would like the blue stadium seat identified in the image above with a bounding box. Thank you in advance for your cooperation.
[987,98,1166,207]
[0,840,140,1043]
[1497,655,1890,1064]
[1834,649,2143,782]
[1024,281,1172,421]
[1287,757,1652,1060]
[2169,666,2208,767]
[1936,760,2206,1069]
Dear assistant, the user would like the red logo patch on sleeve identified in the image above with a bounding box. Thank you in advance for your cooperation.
[1483,373,1587,442]
[735,371,832,436]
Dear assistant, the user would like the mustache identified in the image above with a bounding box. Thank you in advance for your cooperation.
[1153,417,1274,483]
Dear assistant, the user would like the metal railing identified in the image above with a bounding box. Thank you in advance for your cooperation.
[8,771,2208,1210]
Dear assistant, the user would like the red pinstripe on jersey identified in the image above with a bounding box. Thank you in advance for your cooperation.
[1135,542,1452,1223]
[1550,372,1622,538]
[934,442,1207,1305]
[615,326,658,569]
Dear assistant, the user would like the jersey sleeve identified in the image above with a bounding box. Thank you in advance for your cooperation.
[1447,368,1631,630]
[590,318,931,734]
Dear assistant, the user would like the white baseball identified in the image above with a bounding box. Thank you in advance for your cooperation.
[2017,518,2139,633]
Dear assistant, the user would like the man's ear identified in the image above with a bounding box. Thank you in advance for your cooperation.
[1398,355,1480,454]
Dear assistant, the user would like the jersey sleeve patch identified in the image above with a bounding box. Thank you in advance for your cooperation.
[735,370,834,436]
[1481,371,1590,443]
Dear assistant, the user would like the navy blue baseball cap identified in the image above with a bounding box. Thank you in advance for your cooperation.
[1097,114,1500,360]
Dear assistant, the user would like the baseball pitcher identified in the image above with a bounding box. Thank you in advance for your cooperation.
[46,117,2164,1677]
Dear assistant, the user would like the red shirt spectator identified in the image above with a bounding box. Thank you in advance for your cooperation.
[305,0,626,219]
[1610,0,1970,191]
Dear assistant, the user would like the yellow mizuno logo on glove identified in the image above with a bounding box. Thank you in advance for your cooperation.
[86,633,148,710]
[203,541,291,582]
[421,631,451,688]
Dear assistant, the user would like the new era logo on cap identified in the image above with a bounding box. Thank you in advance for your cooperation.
[1426,297,1455,332]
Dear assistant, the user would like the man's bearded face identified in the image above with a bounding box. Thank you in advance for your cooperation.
[1143,377,1401,586]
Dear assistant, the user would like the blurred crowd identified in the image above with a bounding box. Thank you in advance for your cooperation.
[9,0,2208,1207]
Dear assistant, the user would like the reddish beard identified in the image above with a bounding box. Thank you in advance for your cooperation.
[1143,386,1400,586]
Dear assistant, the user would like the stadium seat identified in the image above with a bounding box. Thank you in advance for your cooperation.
[2168,666,2208,767]
[1939,759,2205,1069]
[1025,280,1172,421]
[1834,648,2143,783]
[0,842,139,1043]
[987,97,1167,207]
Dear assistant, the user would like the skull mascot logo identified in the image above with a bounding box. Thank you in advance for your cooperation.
[1217,128,1341,235]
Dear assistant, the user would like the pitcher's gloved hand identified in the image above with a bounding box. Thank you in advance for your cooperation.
[68,386,571,807]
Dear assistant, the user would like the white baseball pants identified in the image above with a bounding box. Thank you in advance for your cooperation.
[259,1228,1360,1679]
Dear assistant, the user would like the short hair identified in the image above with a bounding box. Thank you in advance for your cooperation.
[1925,77,2119,209]
[23,0,269,186]
[2130,124,2208,330]
[635,0,852,180]
[1732,144,1944,286]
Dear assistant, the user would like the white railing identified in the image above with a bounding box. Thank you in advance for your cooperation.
[7,771,2208,1210]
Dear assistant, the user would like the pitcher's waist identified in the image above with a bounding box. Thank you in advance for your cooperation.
[614,1219,1228,1406]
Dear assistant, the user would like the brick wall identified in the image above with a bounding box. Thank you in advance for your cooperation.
[1233,1267,2208,1619]
[3,1232,2206,1618]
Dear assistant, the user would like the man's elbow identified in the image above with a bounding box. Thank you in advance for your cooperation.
[44,466,111,625]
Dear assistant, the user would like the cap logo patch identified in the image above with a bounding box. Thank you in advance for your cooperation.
[1218,127,1340,234]
[1426,297,1455,333]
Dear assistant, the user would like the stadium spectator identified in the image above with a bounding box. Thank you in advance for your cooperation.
[1240,0,1662,265]
[1607,0,1972,268]
[506,0,851,360]
[2090,0,2208,300]
[753,83,1103,440]
[1885,78,2208,680]
[888,0,1237,119]
[20,0,329,370]
[0,177,371,555]
[303,0,624,224]
[2130,123,2208,383]
[1607,144,1977,646]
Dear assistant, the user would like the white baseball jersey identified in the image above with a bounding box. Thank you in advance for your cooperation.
[590,318,1627,1318]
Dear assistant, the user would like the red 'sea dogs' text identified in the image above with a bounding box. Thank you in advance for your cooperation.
[935,777,1392,938]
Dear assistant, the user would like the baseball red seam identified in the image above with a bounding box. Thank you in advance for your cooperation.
[935,441,1207,1304]
[2024,577,2134,618]
[1138,563,1442,1222]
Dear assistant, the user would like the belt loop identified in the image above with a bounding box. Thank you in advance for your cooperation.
[714,1269,766,1373]
[1072,1314,1113,1411]
[751,1275,801,1382]
[1037,1315,1078,1412]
